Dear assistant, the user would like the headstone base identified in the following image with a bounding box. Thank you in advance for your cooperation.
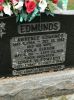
[0,70,74,100]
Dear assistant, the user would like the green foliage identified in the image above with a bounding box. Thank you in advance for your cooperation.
[16,7,39,22]
[46,1,56,13]
[29,8,39,22]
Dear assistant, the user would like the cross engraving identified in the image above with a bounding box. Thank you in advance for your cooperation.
[0,22,6,38]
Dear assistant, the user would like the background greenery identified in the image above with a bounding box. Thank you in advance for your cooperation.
[68,0,74,9]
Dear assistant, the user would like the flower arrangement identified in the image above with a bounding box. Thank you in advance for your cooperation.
[0,0,67,22]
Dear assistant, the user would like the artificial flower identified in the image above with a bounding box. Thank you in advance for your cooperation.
[0,0,4,4]
[0,5,3,11]
[25,0,36,13]
[39,0,47,12]
[14,0,23,10]
[11,0,19,5]
[3,3,13,16]
[52,0,58,4]
[0,0,64,22]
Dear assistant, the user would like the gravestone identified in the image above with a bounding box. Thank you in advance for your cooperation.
[0,16,17,76]
[0,14,74,76]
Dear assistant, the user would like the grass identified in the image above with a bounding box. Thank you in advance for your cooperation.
[68,5,74,10]
[68,0,74,9]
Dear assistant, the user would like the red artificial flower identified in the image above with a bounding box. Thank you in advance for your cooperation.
[0,0,4,3]
[52,0,58,4]
[25,0,36,13]
[0,5,3,11]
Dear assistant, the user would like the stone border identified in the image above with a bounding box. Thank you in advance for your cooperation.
[0,70,74,100]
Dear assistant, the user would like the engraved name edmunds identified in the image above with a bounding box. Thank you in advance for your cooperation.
[18,22,60,34]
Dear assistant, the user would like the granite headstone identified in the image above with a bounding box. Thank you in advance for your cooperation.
[0,14,74,76]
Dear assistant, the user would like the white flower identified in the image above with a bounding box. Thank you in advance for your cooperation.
[3,3,13,16]
[14,0,23,10]
[39,0,47,12]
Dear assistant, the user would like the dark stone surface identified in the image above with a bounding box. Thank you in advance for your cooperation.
[0,16,18,76]
[0,14,74,76]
